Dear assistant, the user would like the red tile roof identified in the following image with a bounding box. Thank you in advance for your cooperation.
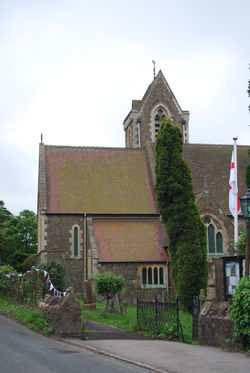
[45,146,157,214]
[92,220,168,262]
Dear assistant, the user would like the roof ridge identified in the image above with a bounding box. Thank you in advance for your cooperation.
[185,143,249,148]
[44,145,145,152]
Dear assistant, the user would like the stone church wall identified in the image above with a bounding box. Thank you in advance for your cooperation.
[98,262,170,304]
[40,214,85,294]
[136,76,183,149]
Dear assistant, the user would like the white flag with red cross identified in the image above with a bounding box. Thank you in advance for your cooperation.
[229,149,241,217]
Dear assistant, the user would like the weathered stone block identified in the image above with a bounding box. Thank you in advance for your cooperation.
[45,292,82,337]
[199,314,234,346]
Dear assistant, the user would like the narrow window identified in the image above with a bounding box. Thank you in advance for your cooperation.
[204,216,210,225]
[216,232,223,253]
[154,268,158,285]
[142,267,147,285]
[154,107,166,139]
[74,227,79,257]
[208,224,215,253]
[148,267,152,285]
[159,267,164,285]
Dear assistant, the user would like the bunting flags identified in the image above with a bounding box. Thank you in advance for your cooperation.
[4,266,68,298]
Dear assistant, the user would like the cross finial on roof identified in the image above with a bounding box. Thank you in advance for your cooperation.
[203,176,208,192]
[152,60,156,79]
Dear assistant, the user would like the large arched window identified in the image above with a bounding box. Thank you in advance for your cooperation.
[203,216,223,255]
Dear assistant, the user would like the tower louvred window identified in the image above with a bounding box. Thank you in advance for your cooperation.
[154,107,167,139]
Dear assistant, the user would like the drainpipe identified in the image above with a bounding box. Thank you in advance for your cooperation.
[83,213,87,280]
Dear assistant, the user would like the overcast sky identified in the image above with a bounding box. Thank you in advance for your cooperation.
[0,0,249,215]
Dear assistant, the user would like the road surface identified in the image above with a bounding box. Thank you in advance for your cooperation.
[0,315,151,373]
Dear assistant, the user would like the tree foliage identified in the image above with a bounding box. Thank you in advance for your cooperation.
[94,272,125,310]
[155,119,207,311]
[38,261,65,292]
[230,276,250,349]
[0,201,12,262]
[0,202,37,271]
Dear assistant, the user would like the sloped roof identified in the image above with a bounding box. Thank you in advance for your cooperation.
[44,146,157,214]
[183,144,249,214]
[92,219,168,262]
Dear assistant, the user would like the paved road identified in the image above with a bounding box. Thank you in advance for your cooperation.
[69,320,250,373]
[0,315,150,373]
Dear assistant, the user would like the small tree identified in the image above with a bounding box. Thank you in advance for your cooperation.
[230,276,250,349]
[155,119,207,311]
[94,273,125,311]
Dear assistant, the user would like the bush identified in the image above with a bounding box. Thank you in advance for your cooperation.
[38,261,65,291]
[22,253,37,272]
[230,276,250,349]
[94,273,125,310]
[0,262,15,294]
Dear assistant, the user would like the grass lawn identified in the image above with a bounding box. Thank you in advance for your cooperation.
[83,301,138,332]
[83,300,193,343]
[0,295,53,335]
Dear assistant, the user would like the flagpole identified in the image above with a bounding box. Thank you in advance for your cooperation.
[233,137,238,243]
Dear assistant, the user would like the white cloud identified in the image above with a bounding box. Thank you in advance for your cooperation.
[0,0,249,214]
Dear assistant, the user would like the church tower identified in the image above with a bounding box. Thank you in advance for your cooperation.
[123,70,190,149]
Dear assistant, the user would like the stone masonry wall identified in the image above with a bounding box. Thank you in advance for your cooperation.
[41,214,85,294]
[98,263,169,304]
[133,74,183,150]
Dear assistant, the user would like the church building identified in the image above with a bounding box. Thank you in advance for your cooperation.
[37,70,249,302]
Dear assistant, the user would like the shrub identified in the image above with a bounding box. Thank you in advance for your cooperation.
[38,261,65,291]
[22,253,37,272]
[94,273,125,310]
[230,276,250,349]
[0,262,15,294]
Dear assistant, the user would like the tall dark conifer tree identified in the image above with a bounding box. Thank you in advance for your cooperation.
[155,119,207,311]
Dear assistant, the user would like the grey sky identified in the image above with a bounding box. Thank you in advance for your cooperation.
[0,0,249,215]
